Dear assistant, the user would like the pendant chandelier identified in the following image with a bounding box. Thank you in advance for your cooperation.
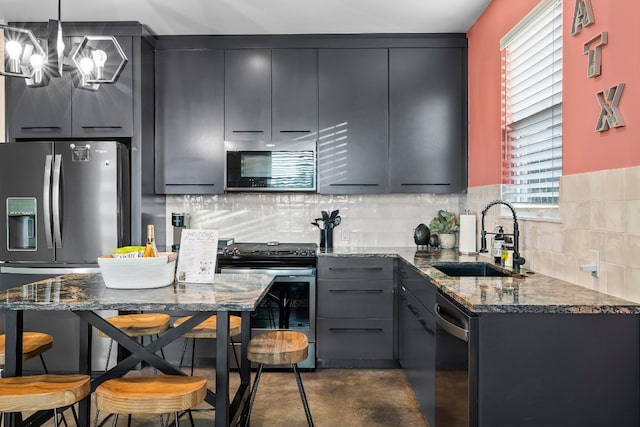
[0,0,128,91]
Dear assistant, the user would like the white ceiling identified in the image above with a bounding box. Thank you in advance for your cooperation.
[0,0,492,35]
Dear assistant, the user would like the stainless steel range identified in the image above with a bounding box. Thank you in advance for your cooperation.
[218,242,317,369]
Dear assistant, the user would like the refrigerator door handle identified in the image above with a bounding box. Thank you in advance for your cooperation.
[52,154,63,248]
[43,155,54,249]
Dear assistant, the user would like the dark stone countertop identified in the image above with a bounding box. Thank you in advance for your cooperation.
[0,273,276,312]
[319,247,640,315]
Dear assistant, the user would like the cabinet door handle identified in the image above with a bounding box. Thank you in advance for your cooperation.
[401,183,451,186]
[328,267,384,271]
[21,126,62,130]
[232,130,264,133]
[279,130,311,133]
[328,289,383,294]
[329,328,383,333]
[81,126,124,129]
[329,183,380,187]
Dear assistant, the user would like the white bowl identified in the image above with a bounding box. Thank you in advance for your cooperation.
[97,253,177,289]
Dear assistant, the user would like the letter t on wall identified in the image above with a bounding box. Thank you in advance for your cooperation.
[583,32,608,78]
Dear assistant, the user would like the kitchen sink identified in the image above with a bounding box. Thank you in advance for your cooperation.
[431,262,512,277]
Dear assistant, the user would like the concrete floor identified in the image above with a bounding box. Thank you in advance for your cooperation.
[41,368,429,426]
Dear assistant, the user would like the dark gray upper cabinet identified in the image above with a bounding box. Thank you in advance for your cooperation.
[224,49,271,142]
[6,36,133,140]
[72,36,134,138]
[389,48,467,193]
[318,49,389,194]
[271,49,318,141]
[6,69,72,138]
[155,49,225,194]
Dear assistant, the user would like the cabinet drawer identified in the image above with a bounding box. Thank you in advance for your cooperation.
[317,257,394,280]
[317,279,393,318]
[317,318,394,360]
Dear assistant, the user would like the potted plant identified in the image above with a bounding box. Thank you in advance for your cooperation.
[428,210,459,249]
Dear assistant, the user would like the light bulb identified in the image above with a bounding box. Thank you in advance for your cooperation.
[91,49,107,79]
[5,40,22,59]
[29,53,44,69]
[29,53,45,84]
[79,57,94,75]
[5,40,23,73]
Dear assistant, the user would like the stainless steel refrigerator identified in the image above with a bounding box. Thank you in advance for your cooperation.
[0,140,130,372]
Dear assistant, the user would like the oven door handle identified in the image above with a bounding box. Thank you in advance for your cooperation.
[220,267,316,276]
[434,303,469,342]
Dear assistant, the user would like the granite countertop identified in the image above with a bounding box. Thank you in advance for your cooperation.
[319,247,640,315]
[0,273,276,312]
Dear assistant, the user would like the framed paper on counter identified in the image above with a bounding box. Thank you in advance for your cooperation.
[176,229,219,283]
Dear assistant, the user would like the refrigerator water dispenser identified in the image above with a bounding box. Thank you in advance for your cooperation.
[7,198,36,250]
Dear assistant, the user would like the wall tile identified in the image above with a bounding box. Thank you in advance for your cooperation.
[605,168,625,201]
[468,168,640,302]
[166,192,462,249]
[625,166,640,201]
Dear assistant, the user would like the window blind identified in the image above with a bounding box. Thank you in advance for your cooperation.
[501,0,562,211]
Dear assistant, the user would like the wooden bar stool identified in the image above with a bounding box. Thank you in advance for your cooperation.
[94,375,207,426]
[0,374,90,426]
[0,332,54,374]
[97,313,171,370]
[173,314,242,375]
[243,331,313,426]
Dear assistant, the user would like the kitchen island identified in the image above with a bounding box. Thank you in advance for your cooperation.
[0,272,275,427]
[318,248,640,427]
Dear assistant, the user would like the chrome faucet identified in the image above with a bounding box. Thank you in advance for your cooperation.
[479,200,526,273]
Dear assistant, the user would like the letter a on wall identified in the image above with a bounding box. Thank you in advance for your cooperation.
[571,0,595,36]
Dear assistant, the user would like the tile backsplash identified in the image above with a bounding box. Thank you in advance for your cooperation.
[166,165,640,303]
[166,193,464,249]
[466,166,640,303]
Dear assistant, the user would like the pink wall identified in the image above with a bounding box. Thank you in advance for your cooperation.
[467,0,640,187]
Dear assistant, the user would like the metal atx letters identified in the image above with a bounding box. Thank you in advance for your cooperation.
[571,0,625,132]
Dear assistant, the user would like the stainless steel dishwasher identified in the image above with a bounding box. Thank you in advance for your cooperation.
[434,293,474,427]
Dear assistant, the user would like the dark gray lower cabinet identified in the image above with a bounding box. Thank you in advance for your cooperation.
[318,49,389,194]
[399,283,436,424]
[474,313,639,427]
[155,49,225,194]
[316,257,395,367]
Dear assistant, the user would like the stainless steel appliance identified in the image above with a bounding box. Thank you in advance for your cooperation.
[218,242,317,368]
[434,292,475,427]
[224,140,316,192]
[0,141,130,269]
[0,140,130,372]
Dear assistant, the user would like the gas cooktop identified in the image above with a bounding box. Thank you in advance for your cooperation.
[218,242,318,266]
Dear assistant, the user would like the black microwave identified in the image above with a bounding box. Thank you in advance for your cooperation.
[224,141,316,192]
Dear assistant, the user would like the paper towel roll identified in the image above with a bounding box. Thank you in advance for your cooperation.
[459,214,477,254]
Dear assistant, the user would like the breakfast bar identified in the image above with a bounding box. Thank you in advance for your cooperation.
[0,272,276,427]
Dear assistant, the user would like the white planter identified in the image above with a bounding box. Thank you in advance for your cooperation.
[438,233,456,249]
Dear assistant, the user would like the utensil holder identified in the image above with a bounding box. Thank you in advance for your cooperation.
[320,228,333,251]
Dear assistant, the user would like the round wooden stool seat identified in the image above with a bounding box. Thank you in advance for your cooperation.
[95,375,207,415]
[0,374,90,412]
[0,332,53,365]
[173,315,242,339]
[247,331,308,365]
[244,331,313,426]
[97,313,171,338]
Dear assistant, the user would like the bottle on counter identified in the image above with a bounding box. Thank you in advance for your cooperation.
[492,226,505,264]
[143,224,159,258]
